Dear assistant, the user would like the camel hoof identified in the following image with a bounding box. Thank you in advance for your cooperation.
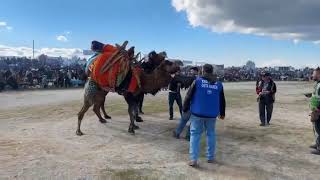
[76,130,84,136]
[104,115,112,119]
[136,116,144,122]
[99,119,107,123]
[128,128,135,135]
[133,125,140,130]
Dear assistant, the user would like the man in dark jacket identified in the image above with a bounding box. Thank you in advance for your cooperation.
[256,72,277,126]
[173,67,199,139]
[168,71,183,120]
[183,64,226,167]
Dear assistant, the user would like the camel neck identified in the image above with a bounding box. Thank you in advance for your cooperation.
[140,68,172,94]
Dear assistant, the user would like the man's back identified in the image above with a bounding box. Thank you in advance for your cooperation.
[183,73,225,118]
[190,77,223,118]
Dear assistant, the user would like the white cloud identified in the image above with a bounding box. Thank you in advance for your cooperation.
[0,45,85,58]
[56,35,68,42]
[0,22,7,26]
[172,0,320,43]
[314,41,320,45]
[0,21,12,31]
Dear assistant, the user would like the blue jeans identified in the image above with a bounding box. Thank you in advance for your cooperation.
[175,111,191,137]
[189,114,216,161]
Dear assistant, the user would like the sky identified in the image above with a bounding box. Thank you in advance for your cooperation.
[0,0,320,68]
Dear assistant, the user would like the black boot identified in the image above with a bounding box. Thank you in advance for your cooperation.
[310,144,317,149]
[311,149,320,155]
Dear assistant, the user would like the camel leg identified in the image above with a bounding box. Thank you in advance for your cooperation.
[125,93,139,134]
[135,94,144,122]
[100,91,111,119]
[135,106,143,122]
[138,93,145,114]
[77,101,91,136]
[93,103,107,123]
[93,90,108,123]
[101,102,111,119]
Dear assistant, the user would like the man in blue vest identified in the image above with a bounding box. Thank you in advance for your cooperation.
[183,64,226,167]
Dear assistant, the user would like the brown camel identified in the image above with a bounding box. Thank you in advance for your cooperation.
[86,49,165,123]
[77,50,178,135]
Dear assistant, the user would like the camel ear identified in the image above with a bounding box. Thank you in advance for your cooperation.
[148,51,157,60]
[159,51,167,58]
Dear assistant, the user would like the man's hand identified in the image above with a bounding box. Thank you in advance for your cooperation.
[219,115,225,120]
[262,90,270,94]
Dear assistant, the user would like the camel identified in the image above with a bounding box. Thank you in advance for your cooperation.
[76,45,179,135]
[85,50,165,123]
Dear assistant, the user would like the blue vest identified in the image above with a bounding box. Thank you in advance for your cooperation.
[190,77,222,118]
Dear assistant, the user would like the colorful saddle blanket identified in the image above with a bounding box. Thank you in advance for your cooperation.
[90,44,142,93]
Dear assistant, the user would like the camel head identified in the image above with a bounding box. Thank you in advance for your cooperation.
[140,60,180,95]
[157,60,180,74]
[147,51,166,67]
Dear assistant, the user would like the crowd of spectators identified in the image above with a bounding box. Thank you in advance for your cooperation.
[0,56,316,92]
[0,56,87,91]
[181,65,314,82]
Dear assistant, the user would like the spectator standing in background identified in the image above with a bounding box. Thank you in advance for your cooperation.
[256,73,277,126]
[309,68,320,155]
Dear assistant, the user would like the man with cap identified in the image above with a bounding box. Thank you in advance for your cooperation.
[256,72,277,126]
[183,64,226,167]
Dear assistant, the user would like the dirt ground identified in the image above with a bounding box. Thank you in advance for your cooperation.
[0,81,319,180]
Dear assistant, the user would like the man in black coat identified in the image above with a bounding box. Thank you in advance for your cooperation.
[256,73,277,126]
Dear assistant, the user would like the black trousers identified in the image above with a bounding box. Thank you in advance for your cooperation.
[259,100,273,124]
[168,92,182,118]
[314,119,320,149]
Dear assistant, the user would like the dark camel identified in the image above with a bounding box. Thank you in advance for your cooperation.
[77,50,178,135]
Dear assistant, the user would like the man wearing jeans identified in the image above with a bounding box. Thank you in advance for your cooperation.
[183,64,226,167]
[173,67,199,140]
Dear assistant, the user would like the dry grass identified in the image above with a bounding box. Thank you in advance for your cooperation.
[1,81,319,180]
